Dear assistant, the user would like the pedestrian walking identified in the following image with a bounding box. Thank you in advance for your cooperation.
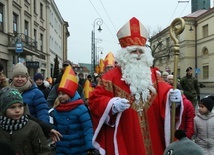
[180,67,200,107]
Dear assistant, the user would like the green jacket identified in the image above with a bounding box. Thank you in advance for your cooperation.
[180,75,200,99]
[0,120,49,155]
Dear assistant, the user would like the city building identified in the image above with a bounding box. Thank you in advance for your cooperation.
[0,0,69,79]
[149,2,214,85]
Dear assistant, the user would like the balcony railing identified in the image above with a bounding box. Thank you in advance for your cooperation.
[8,33,37,51]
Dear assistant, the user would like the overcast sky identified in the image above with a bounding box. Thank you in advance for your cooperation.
[54,0,212,64]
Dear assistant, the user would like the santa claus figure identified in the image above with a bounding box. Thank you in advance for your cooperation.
[89,17,187,155]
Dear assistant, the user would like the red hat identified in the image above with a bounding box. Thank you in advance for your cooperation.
[104,52,115,68]
[117,17,148,48]
[58,65,78,97]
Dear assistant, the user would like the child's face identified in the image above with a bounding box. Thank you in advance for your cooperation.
[6,103,24,120]
[35,79,43,86]
[198,104,209,115]
[58,92,70,103]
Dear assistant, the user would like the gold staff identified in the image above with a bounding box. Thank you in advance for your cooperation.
[169,17,185,142]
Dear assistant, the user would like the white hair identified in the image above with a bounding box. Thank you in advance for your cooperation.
[115,46,156,103]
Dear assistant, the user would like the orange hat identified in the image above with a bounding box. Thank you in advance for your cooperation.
[117,17,148,48]
[83,79,94,99]
[99,59,105,73]
[104,52,115,68]
[95,65,100,74]
[58,65,78,97]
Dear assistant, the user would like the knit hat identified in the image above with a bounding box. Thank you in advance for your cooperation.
[34,73,44,81]
[0,87,23,115]
[164,130,203,155]
[63,60,72,67]
[200,95,214,112]
[12,62,28,78]
[186,67,193,72]
[162,71,169,76]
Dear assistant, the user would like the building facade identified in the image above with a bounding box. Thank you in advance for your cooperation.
[0,0,69,79]
[150,8,214,84]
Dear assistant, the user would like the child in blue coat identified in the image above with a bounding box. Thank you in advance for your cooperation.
[52,65,97,155]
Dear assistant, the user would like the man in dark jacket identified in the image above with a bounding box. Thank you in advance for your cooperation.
[180,67,200,107]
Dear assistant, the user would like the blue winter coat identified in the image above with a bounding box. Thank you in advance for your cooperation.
[53,92,94,155]
[22,83,49,123]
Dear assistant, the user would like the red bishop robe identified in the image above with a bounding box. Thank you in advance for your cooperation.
[89,67,172,155]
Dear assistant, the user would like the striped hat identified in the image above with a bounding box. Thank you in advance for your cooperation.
[58,65,78,97]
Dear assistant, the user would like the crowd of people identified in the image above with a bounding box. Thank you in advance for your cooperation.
[0,17,213,155]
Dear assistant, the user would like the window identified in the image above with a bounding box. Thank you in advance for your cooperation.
[40,33,43,51]
[34,29,37,40]
[202,24,208,38]
[0,3,4,32]
[166,37,170,47]
[40,3,43,18]
[202,47,208,55]
[34,29,37,49]
[24,20,29,42]
[34,0,36,13]
[203,65,209,79]
[13,13,18,34]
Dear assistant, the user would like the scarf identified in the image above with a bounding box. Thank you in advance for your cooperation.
[0,115,28,132]
[10,79,32,93]
[56,99,84,112]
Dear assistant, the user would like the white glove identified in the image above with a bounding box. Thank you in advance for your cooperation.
[169,88,182,103]
[112,98,130,114]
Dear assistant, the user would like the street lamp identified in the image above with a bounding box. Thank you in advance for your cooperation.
[96,47,103,65]
[91,18,103,74]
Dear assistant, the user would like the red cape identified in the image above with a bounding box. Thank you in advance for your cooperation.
[89,67,172,155]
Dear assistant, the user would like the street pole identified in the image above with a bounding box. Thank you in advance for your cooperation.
[91,18,103,74]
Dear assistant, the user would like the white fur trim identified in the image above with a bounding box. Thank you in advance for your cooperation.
[113,111,122,155]
[165,90,184,147]
[93,97,121,155]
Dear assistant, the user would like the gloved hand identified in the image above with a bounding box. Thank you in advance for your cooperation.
[112,98,130,114]
[87,149,100,155]
[169,89,182,103]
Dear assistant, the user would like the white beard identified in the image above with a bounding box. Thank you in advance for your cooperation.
[115,46,156,103]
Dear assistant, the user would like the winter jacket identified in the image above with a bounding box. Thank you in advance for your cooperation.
[22,83,49,123]
[53,93,94,155]
[37,83,51,100]
[177,96,195,139]
[180,74,200,107]
[194,111,214,155]
[0,120,49,155]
